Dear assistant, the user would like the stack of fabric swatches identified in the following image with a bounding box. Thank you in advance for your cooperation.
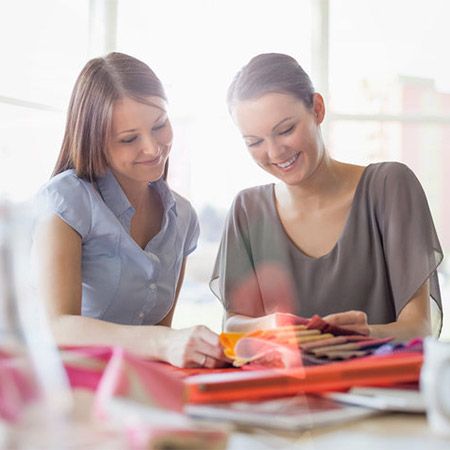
[220,315,394,368]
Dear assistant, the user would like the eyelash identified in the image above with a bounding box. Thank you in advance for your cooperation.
[121,135,137,144]
[120,121,167,144]
[279,125,295,135]
[152,121,167,131]
[247,125,295,148]
[247,140,263,148]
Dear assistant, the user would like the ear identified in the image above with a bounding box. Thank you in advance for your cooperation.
[312,93,325,124]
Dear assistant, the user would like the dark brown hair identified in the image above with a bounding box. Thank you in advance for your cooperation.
[53,52,167,181]
[227,53,315,110]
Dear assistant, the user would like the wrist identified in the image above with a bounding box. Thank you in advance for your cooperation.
[156,325,174,362]
[135,324,174,362]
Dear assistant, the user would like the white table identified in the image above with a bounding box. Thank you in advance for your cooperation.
[227,413,450,449]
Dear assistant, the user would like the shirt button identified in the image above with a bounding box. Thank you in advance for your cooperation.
[149,283,157,290]
[138,312,144,318]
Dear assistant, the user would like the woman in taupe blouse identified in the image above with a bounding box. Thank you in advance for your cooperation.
[211,53,443,341]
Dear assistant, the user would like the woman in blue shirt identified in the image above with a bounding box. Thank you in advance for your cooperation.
[33,52,228,368]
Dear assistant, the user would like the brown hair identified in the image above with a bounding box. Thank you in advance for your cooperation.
[227,53,315,111]
[53,52,167,181]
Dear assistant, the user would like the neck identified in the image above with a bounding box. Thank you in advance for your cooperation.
[280,156,344,207]
[113,171,152,211]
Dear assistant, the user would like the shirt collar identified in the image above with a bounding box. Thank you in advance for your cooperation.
[151,178,178,217]
[96,169,177,219]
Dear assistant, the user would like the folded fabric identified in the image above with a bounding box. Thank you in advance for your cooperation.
[305,315,362,336]
[220,315,394,368]
[233,337,303,368]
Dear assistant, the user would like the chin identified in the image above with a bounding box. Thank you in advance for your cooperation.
[137,165,165,183]
[274,171,306,186]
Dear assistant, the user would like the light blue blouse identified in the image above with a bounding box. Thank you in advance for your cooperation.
[35,169,199,325]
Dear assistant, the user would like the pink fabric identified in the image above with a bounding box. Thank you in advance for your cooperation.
[234,337,303,368]
[62,346,185,420]
[0,353,39,422]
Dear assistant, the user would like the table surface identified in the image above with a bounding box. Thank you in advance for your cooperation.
[4,389,448,450]
[69,389,450,450]
[227,412,450,450]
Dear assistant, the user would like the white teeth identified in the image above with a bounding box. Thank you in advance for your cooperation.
[276,153,299,168]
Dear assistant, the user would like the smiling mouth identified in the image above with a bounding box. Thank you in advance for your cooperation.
[274,152,300,169]
[136,156,161,166]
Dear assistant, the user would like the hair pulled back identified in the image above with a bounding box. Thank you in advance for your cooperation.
[227,53,315,111]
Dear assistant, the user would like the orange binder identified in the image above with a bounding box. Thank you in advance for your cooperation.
[185,351,423,404]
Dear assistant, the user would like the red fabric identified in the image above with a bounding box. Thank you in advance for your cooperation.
[306,315,362,336]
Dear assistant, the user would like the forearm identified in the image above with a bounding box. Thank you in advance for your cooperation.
[51,314,173,360]
[369,318,431,343]
[370,282,432,342]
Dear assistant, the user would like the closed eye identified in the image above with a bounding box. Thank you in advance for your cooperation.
[247,139,263,148]
[152,120,167,132]
[279,125,295,135]
[120,135,138,144]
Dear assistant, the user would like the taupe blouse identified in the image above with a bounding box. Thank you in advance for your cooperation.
[210,162,443,334]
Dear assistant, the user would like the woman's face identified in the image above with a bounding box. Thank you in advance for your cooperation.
[231,92,326,186]
[106,96,173,186]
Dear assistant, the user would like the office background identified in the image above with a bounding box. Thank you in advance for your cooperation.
[1,0,449,337]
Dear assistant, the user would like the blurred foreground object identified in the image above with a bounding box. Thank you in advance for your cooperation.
[0,200,73,448]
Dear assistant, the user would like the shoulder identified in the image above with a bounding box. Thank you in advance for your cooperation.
[231,183,274,211]
[221,184,275,233]
[170,189,197,218]
[36,170,95,236]
[362,162,429,219]
[168,188,200,235]
[361,161,423,195]
[39,169,92,200]
[365,161,417,184]
[171,188,193,210]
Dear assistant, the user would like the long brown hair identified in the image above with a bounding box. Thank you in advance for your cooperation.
[53,52,168,182]
[227,53,315,111]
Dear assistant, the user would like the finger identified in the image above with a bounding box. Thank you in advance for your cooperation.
[201,354,230,369]
[194,325,222,347]
[198,339,231,363]
[323,311,367,326]
[193,326,232,362]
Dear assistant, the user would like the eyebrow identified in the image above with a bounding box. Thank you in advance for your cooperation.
[243,116,294,138]
[116,113,167,136]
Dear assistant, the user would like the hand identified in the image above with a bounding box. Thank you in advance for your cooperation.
[164,325,231,369]
[322,310,371,336]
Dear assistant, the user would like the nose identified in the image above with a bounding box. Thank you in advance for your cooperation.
[141,133,161,157]
[266,138,284,161]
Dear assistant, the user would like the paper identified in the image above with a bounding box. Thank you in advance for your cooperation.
[324,386,425,413]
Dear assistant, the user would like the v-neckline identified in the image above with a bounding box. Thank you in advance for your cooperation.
[270,164,370,260]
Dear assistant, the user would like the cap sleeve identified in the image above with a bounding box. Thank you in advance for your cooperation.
[380,163,443,333]
[36,172,92,239]
[183,203,200,257]
[210,193,264,316]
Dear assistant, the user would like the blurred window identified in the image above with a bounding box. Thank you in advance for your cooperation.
[0,0,90,202]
